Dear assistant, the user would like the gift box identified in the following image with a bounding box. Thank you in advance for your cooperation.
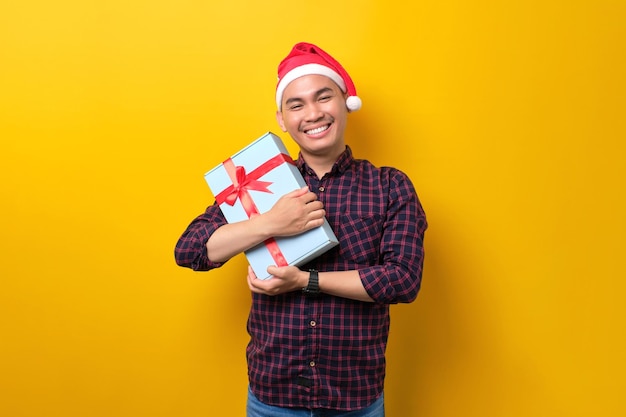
[204,132,339,280]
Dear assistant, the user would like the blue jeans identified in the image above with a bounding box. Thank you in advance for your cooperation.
[246,387,385,417]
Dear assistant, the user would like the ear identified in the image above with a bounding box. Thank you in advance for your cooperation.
[344,91,353,113]
[275,110,287,132]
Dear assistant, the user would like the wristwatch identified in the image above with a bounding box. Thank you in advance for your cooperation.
[302,269,320,296]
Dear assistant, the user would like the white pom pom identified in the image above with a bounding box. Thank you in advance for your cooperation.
[346,95,362,111]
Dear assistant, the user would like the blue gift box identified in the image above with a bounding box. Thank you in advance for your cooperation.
[204,132,339,280]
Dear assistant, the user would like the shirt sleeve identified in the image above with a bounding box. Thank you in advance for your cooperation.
[174,202,229,271]
[359,169,427,304]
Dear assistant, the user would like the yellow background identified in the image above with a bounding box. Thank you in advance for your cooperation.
[1,1,624,416]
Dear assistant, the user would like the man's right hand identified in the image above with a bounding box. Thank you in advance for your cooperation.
[263,186,326,237]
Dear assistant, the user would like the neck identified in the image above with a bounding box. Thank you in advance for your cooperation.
[302,145,345,179]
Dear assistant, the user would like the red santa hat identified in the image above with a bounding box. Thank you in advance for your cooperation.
[276,42,362,112]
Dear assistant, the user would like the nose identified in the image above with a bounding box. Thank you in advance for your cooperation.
[304,102,324,122]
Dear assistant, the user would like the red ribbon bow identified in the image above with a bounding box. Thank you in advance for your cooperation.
[222,165,273,207]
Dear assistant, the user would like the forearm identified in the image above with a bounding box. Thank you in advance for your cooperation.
[253,266,374,302]
[318,270,374,303]
[206,215,273,263]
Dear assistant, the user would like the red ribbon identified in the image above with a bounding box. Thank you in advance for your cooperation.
[215,153,296,267]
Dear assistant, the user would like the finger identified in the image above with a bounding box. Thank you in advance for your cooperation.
[305,202,324,213]
[248,265,258,279]
[307,217,326,229]
[299,191,319,204]
[247,266,258,291]
[284,186,310,199]
[251,277,281,296]
[248,266,271,292]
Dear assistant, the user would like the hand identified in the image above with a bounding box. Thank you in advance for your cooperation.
[263,186,326,237]
[247,265,307,296]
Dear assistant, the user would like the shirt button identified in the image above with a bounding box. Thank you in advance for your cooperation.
[309,361,316,367]
[310,320,317,327]
[318,186,325,192]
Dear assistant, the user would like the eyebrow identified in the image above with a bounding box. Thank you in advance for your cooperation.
[284,87,335,106]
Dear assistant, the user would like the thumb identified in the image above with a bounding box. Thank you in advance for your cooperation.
[266,265,280,277]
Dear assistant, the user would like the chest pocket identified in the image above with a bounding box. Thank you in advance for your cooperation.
[338,213,384,264]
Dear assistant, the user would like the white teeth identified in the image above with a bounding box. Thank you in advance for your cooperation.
[306,125,329,135]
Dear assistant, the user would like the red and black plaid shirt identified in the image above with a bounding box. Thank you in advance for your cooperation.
[175,146,427,411]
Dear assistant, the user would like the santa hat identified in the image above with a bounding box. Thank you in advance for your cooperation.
[276,42,362,112]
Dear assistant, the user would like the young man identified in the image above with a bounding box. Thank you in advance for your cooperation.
[175,42,427,416]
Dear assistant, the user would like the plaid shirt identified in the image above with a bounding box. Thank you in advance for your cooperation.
[175,146,427,411]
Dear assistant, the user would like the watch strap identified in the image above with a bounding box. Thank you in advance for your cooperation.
[302,269,320,296]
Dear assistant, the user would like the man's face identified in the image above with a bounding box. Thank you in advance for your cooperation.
[276,74,349,160]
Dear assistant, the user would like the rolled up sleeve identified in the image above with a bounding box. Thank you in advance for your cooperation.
[174,203,228,271]
[359,172,427,304]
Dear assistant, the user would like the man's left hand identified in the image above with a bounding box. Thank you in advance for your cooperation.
[247,265,308,296]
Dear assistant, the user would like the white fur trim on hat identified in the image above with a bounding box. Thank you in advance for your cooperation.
[276,63,346,110]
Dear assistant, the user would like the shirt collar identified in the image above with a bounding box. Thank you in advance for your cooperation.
[297,146,354,177]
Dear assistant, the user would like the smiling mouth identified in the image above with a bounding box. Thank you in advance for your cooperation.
[305,124,330,135]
